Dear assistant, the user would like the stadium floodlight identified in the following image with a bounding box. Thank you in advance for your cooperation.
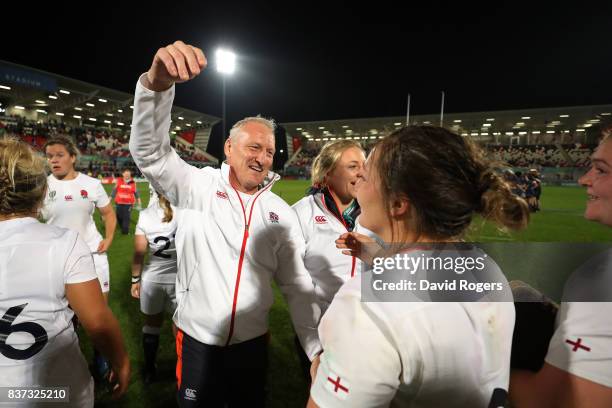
[197,120,202,124]
[178,116,184,120]
[216,47,237,164]
[486,118,495,121]
[0,85,11,90]
[48,95,58,100]
[342,125,349,128]
[576,129,586,132]
[216,49,236,75]
[73,115,81,119]
[36,109,47,114]
[35,100,45,104]
[106,113,113,117]
[89,118,97,122]
[521,116,531,120]
[453,119,462,123]
[318,126,325,130]
[559,114,569,118]
[117,109,123,113]
[98,98,107,103]
[546,130,555,134]
[394,122,402,126]
[59,89,70,94]
[86,103,95,107]
[55,112,64,116]
[74,107,83,111]
[15,105,25,110]
[601,112,611,116]
[296,127,303,131]
[117,122,124,126]
[532,131,541,134]
[104,120,111,124]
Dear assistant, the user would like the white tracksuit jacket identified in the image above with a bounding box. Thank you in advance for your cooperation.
[129,76,322,359]
[292,193,363,316]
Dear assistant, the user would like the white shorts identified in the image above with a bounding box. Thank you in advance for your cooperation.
[92,252,110,293]
[140,279,177,315]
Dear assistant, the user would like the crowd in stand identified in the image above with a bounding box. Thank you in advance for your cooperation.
[0,115,214,178]
[488,144,594,168]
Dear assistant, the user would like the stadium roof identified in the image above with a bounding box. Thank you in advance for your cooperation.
[0,60,219,132]
[282,104,612,143]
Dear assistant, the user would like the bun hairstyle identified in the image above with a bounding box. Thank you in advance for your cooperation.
[373,126,529,241]
[157,193,174,223]
[0,137,48,216]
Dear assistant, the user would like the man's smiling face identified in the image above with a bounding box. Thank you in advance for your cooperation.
[224,121,275,194]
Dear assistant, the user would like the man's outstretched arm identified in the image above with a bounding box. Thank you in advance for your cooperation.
[129,40,207,207]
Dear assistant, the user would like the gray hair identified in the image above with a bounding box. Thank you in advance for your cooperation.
[229,116,276,140]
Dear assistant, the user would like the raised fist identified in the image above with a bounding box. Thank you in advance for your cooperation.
[146,40,207,91]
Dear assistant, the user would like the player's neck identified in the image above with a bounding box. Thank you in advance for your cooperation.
[55,170,78,181]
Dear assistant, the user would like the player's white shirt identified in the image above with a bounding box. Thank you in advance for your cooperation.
[311,261,515,407]
[545,249,612,387]
[135,201,178,284]
[0,217,96,406]
[41,173,110,252]
[293,193,379,316]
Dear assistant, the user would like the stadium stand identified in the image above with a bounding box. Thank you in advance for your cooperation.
[0,60,220,179]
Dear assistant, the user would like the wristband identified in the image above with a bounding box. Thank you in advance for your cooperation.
[131,276,141,284]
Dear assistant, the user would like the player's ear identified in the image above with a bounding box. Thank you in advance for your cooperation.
[390,194,410,218]
[224,138,232,160]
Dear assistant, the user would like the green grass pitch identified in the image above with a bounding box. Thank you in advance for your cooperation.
[87,181,609,407]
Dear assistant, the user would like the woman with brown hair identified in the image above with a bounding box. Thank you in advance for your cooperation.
[131,192,178,384]
[41,135,117,380]
[308,126,530,407]
[0,137,129,405]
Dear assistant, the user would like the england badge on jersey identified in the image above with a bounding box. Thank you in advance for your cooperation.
[48,190,56,201]
[326,372,350,400]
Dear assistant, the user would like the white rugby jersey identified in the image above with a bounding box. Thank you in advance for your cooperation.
[41,173,110,252]
[135,201,178,284]
[311,271,515,407]
[0,217,96,393]
[545,249,612,387]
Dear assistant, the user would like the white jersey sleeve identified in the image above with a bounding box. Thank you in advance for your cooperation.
[93,180,111,208]
[273,205,322,360]
[311,289,401,407]
[129,74,212,208]
[135,212,146,236]
[545,301,612,387]
[65,234,98,285]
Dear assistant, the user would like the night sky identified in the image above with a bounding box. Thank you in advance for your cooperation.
[3,2,612,126]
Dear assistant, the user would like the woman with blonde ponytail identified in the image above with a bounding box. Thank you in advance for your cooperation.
[130,191,178,384]
[0,137,129,405]
[308,126,530,408]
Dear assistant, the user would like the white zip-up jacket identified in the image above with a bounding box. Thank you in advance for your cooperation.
[293,193,360,316]
[129,75,322,359]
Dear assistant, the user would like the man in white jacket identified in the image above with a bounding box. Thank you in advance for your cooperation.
[129,40,322,407]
